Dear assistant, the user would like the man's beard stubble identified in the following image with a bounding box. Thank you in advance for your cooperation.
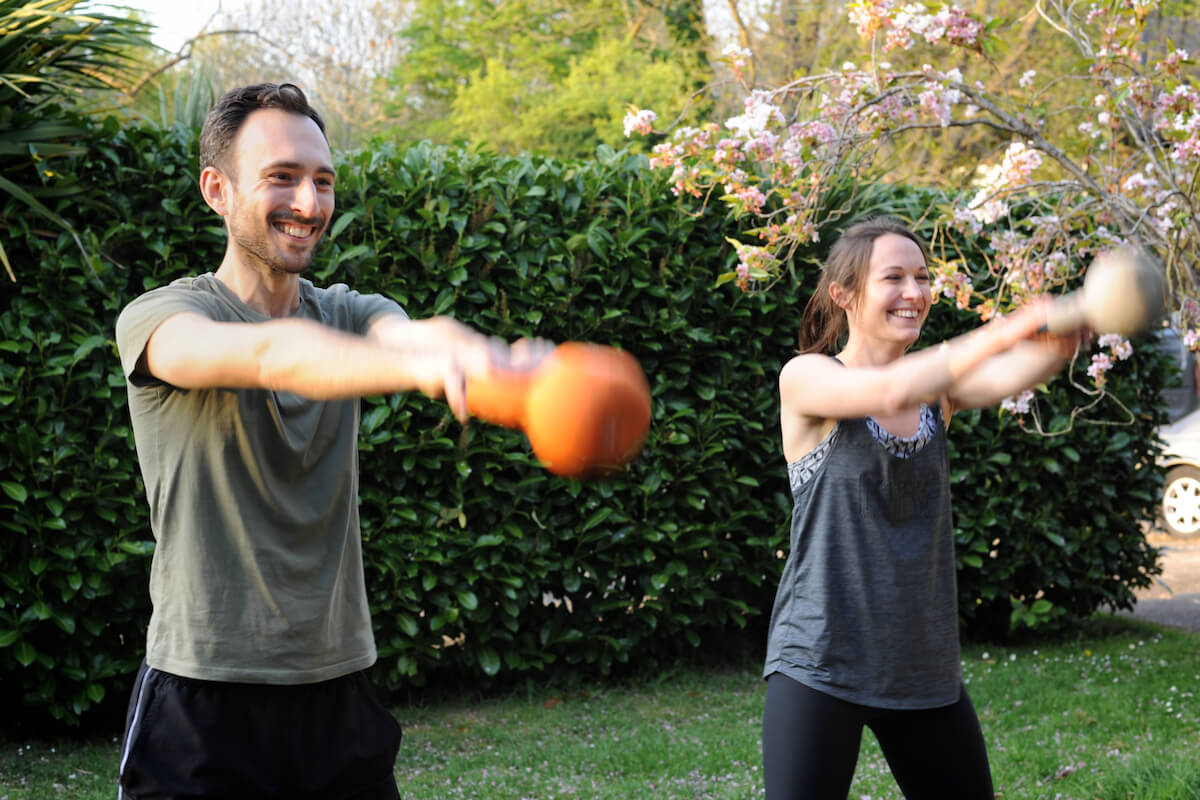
[231,211,326,275]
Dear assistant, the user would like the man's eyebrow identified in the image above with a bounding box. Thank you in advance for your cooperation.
[261,160,336,176]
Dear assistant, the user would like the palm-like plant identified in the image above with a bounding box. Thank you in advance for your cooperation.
[0,0,151,280]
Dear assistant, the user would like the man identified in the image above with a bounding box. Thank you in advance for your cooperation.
[115,83,516,799]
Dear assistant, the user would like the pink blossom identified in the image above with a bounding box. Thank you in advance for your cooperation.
[1121,172,1158,194]
[746,131,779,160]
[669,165,702,198]
[937,6,985,47]
[735,262,751,290]
[639,0,1194,326]
[623,108,658,138]
[713,138,744,166]
[648,142,677,170]
[1098,333,1133,360]
[722,44,753,80]
[1001,389,1034,414]
[1171,136,1200,164]
[848,0,894,38]
[791,121,837,146]
[932,272,951,298]
[730,241,778,291]
[928,270,977,308]
[726,91,785,138]
[1000,142,1042,184]
[885,26,913,50]
[919,85,958,127]
[968,194,1007,224]
[733,185,768,214]
[949,206,983,235]
[1157,48,1190,76]
[1088,352,1114,385]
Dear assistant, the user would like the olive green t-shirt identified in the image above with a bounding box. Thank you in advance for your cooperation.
[115,273,406,684]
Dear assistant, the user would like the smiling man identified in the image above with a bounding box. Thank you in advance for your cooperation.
[113,83,512,800]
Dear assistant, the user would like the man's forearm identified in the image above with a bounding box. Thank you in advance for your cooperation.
[256,317,449,400]
[369,314,487,355]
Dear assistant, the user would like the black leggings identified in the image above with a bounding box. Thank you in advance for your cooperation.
[762,672,994,800]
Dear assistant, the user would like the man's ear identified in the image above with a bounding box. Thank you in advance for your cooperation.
[199,166,230,216]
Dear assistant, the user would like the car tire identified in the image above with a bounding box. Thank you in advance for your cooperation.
[1162,465,1200,538]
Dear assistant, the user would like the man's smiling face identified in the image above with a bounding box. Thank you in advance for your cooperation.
[221,107,335,275]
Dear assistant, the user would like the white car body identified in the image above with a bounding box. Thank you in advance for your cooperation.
[1160,410,1200,537]
[1158,326,1200,538]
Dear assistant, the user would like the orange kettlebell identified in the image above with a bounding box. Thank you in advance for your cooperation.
[466,342,652,478]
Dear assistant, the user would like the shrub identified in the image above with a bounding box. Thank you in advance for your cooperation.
[0,122,1165,727]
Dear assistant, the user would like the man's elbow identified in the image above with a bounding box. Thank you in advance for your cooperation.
[253,334,300,393]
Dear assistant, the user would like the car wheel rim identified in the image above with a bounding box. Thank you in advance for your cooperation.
[1164,476,1200,535]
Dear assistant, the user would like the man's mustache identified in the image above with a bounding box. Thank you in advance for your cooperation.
[268,211,324,228]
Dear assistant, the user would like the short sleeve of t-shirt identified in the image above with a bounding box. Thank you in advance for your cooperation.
[115,279,225,384]
[308,281,407,336]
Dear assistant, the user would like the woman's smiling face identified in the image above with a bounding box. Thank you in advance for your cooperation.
[844,232,932,348]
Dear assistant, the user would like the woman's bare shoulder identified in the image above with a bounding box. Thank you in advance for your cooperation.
[779,352,839,383]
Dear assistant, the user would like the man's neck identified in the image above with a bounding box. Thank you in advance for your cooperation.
[214,254,302,318]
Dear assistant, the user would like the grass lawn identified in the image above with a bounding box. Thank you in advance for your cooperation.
[2,614,1198,799]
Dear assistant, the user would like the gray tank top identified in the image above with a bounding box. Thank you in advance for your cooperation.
[763,403,962,709]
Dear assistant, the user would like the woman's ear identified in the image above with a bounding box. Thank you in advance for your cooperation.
[829,282,853,311]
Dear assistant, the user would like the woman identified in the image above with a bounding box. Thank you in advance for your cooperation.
[762,217,1080,798]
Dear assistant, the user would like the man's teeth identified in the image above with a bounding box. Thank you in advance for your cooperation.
[276,222,312,238]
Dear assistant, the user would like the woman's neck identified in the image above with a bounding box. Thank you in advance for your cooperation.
[836,333,907,368]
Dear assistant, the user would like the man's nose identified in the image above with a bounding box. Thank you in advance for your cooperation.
[291,177,320,218]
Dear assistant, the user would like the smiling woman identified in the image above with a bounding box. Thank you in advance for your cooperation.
[761,216,1089,800]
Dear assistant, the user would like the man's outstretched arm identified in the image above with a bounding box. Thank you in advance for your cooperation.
[138,312,485,417]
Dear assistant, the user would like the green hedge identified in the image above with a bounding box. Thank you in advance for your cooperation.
[333,140,799,689]
[0,120,1165,727]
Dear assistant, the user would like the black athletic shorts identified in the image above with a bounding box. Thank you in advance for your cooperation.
[117,661,403,800]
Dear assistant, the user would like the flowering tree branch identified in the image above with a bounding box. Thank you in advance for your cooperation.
[625,0,1200,407]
